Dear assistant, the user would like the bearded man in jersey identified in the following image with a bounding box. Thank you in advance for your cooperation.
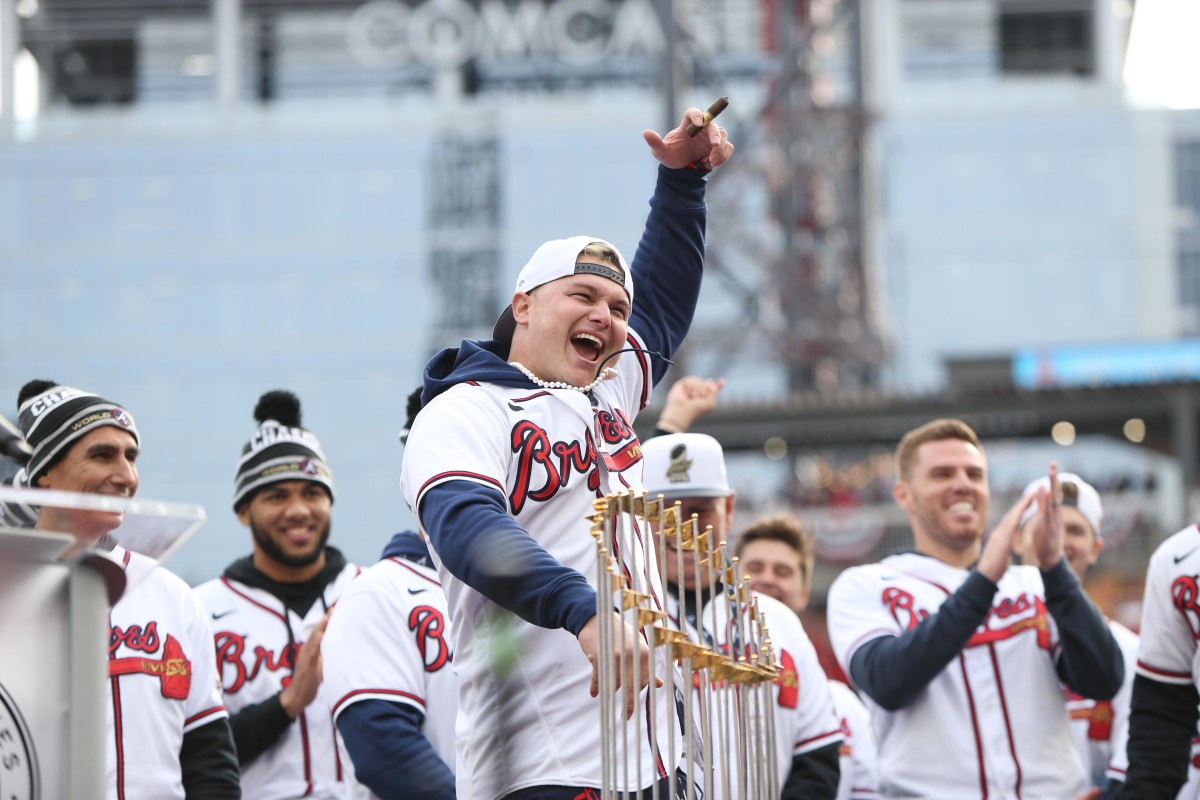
[401,109,733,800]
[827,418,1124,799]
[197,390,360,800]
[14,379,239,800]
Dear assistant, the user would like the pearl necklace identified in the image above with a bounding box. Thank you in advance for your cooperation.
[510,361,616,393]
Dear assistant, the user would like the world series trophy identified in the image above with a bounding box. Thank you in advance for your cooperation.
[589,491,781,800]
[0,477,205,800]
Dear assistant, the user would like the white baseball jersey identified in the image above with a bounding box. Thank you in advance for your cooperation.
[828,680,879,800]
[1136,525,1200,689]
[1064,618,1137,788]
[1130,524,1200,794]
[196,563,360,800]
[827,552,1086,800]
[323,553,458,799]
[106,546,229,800]
[402,341,681,800]
[664,588,842,798]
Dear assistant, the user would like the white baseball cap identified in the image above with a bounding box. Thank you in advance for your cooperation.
[1019,471,1102,535]
[492,235,633,344]
[641,433,731,501]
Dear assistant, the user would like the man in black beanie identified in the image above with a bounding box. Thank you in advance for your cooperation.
[11,379,240,799]
[195,390,360,799]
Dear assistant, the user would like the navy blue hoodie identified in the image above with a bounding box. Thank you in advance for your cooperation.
[415,164,710,636]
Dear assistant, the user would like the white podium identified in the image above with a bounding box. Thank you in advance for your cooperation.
[0,487,205,800]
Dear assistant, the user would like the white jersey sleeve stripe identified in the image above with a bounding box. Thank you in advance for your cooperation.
[415,470,507,508]
[331,688,427,720]
[1135,659,1194,683]
[184,705,228,729]
[796,727,844,751]
[840,629,900,673]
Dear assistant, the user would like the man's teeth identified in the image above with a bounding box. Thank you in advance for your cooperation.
[574,333,602,347]
[949,502,975,513]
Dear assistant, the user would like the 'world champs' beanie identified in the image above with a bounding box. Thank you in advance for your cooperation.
[17,379,140,487]
[232,390,334,511]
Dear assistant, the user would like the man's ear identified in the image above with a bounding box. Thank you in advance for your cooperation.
[512,292,532,326]
[236,504,252,527]
[892,479,910,512]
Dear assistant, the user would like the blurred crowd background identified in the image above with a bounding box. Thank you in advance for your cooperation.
[1,0,1196,639]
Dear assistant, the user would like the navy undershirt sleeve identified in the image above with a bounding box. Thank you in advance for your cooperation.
[180,717,240,798]
[1116,674,1200,798]
[337,700,455,800]
[849,570,998,711]
[1041,558,1125,700]
[628,165,709,386]
[781,742,840,800]
[419,480,598,635]
[228,693,292,765]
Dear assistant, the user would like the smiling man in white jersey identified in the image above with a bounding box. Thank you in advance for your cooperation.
[197,390,361,799]
[14,379,239,800]
[827,418,1123,799]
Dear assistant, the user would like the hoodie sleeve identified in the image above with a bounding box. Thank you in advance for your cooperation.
[400,387,599,635]
[627,165,710,386]
[418,481,598,635]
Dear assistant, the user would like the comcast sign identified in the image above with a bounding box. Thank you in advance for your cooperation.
[345,0,729,69]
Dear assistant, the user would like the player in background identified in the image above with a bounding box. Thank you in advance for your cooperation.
[1011,473,1140,797]
[196,390,360,800]
[14,379,239,799]
[401,108,733,800]
[322,529,455,800]
[735,515,880,800]
[640,432,843,799]
[322,389,458,800]
[826,418,1124,799]
[1118,516,1200,796]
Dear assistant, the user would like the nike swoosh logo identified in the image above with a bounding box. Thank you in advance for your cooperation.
[407,587,428,595]
[1175,547,1200,564]
[211,610,235,620]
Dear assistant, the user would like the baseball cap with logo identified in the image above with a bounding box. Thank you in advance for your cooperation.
[1018,472,1102,535]
[233,390,334,511]
[640,433,731,502]
[491,235,634,347]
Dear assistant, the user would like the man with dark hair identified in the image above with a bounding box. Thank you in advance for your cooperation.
[196,390,360,799]
[401,108,732,799]
[13,379,240,799]
[827,418,1124,799]
[736,515,879,800]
